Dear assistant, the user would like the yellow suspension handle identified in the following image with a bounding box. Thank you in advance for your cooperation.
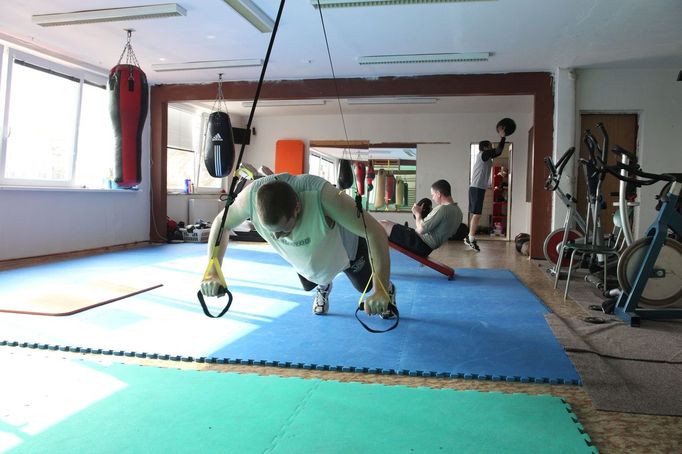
[197,245,233,318]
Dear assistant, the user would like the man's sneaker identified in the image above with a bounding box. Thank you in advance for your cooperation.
[313,283,332,315]
[464,236,481,252]
[380,282,397,319]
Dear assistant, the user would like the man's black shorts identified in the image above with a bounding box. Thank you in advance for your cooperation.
[468,187,486,215]
[389,223,432,257]
[297,237,373,292]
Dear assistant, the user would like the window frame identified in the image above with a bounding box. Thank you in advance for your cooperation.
[0,48,110,189]
[309,151,337,186]
[165,105,229,194]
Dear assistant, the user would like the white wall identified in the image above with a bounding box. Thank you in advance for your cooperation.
[236,109,533,235]
[575,68,682,236]
[553,68,577,230]
[0,120,151,261]
[1,100,535,261]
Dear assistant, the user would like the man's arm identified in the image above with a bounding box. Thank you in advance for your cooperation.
[319,184,391,314]
[413,203,428,234]
[200,185,252,296]
[482,136,506,161]
[417,205,444,235]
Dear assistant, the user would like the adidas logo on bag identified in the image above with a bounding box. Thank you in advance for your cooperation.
[212,133,223,142]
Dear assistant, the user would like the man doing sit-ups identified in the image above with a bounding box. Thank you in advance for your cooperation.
[380,179,462,257]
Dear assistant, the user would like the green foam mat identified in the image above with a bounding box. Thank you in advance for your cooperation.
[1,353,596,453]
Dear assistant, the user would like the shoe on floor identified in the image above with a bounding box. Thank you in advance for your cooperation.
[313,283,332,315]
[464,236,480,252]
[380,282,397,319]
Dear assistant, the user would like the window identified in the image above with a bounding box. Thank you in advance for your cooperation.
[0,49,114,189]
[309,152,335,185]
[166,105,223,193]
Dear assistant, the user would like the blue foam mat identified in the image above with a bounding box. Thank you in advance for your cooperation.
[0,243,580,384]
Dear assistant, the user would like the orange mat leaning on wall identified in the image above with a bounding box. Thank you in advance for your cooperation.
[275,140,305,175]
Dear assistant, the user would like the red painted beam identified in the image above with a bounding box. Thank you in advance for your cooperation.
[389,242,454,280]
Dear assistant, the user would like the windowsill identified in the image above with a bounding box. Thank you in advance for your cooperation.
[167,191,225,196]
[0,185,140,193]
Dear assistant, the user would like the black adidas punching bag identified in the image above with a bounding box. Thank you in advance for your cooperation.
[109,64,148,188]
[204,112,236,178]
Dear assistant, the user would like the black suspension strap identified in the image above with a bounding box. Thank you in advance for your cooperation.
[197,0,287,318]
[316,2,398,332]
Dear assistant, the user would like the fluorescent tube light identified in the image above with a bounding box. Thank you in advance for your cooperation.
[358,52,489,65]
[222,0,274,33]
[241,99,327,108]
[347,97,438,105]
[312,0,495,8]
[32,3,186,27]
[152,59,263,72]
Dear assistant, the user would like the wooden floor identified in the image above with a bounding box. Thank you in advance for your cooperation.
[2,239,681,453]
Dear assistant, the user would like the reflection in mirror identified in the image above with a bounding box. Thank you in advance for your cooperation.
[469,141,512,239]
[309,146,417,212]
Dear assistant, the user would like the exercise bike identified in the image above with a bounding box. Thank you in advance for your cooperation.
[545,126,624,295]
[595,146,682,326]
[543,146,587,268]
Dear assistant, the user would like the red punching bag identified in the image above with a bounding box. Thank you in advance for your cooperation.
[385,173,395,206]
[109,31,148,188]
[366,163,375,192]
[355,162,365,196]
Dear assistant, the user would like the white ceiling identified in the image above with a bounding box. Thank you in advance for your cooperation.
[1,1,680,117]
[1,0,681,87]
[178,94,534,117]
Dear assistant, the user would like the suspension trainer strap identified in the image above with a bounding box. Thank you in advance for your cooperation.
[197,244,233,318]
[316,0,399,331]
[197,0,287,318]
[352,194,400,333]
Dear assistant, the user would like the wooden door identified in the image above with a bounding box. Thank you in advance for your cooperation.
[577,114,638,235]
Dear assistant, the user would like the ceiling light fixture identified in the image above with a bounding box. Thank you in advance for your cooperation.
[312,0,495,9]
[151,59,263,72]
[32,3,186,27]
[358,52,489,65]
[222,0,274,33]
[241,99,327,108]
[347,97,438,105]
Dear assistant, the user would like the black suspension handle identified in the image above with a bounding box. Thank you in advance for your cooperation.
[197,288,233,319]
[354,303,399,333]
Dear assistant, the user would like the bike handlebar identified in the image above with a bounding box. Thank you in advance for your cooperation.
[544,147,576,192]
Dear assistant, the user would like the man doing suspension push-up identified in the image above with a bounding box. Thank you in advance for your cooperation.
[200,173,396,318]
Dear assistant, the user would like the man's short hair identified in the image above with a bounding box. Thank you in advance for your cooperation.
[479,140,492,151]
[256,180,298,225]
[431,179,451,197]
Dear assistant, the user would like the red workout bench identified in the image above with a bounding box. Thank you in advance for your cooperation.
[389,242,455,280]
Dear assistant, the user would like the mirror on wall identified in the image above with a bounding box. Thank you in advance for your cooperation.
[309,146,417,212]
[469,141,512,239]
